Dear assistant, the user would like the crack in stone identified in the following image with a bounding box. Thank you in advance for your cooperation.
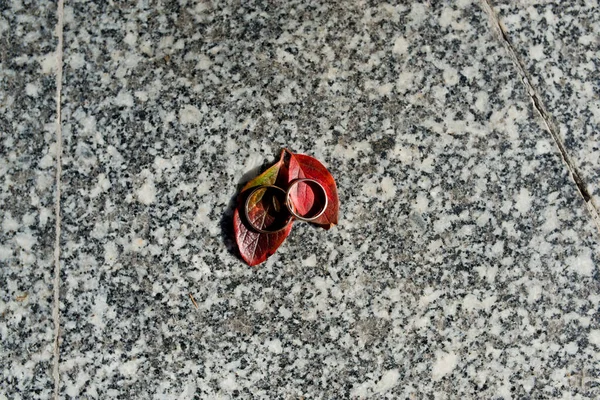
[480,0,600,233]
[52,0,65,398]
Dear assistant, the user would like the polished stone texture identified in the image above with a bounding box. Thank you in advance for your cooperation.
[494,0,600,212]
[0,1,57,398]
[2,0,599,399]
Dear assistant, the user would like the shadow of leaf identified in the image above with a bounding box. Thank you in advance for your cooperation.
[219,163,265,260]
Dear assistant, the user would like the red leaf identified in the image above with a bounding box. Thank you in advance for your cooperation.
[287,152,339,229]
[234,151,293,266]
[233,207,293,266]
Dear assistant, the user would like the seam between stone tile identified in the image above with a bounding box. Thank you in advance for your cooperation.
[480,0,600,234]
[52,0,65,398]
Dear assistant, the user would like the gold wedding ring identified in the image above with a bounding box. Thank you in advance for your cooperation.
[244,185,292,234]
[285,178,328,222]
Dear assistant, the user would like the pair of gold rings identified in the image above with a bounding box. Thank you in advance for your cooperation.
[244,178,328,234]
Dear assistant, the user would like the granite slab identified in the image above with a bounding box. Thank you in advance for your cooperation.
[0,0,598,399]
[0,1,57,398]
[56,1,600,398]
[492,0,600,220]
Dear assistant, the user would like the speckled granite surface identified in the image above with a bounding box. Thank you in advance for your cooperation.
[2,0,600,399]
[493,0,600,214]
[0,1,57,398]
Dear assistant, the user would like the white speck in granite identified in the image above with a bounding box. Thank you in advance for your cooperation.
[350,381,370,398]
[219,373,238,392]
[3,213,19,232]
[14,232,37,252]
[266,338,283,354]
[475,91,489,113]
[443,66,460,86]
[40,52,57,74]
[25,83,39,98]
[375,369,400,393]
[514,188,533,215]
[529,44,545,60]
[392,37,408,56]
[589,330,600,347]
[567,250,595,277]
[114,90,133,108]
[119,358,144,378]
[302,254,317,267]
[276,85,296,105]
[380,176,396,201]
[179,104,202,125]
[67,52,84,70]
[136,177,156,205]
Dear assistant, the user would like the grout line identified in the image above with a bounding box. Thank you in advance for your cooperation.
[52,0,65,398]
[480,0,600,233]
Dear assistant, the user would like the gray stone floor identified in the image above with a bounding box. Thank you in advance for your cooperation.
[1,1,599,399]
